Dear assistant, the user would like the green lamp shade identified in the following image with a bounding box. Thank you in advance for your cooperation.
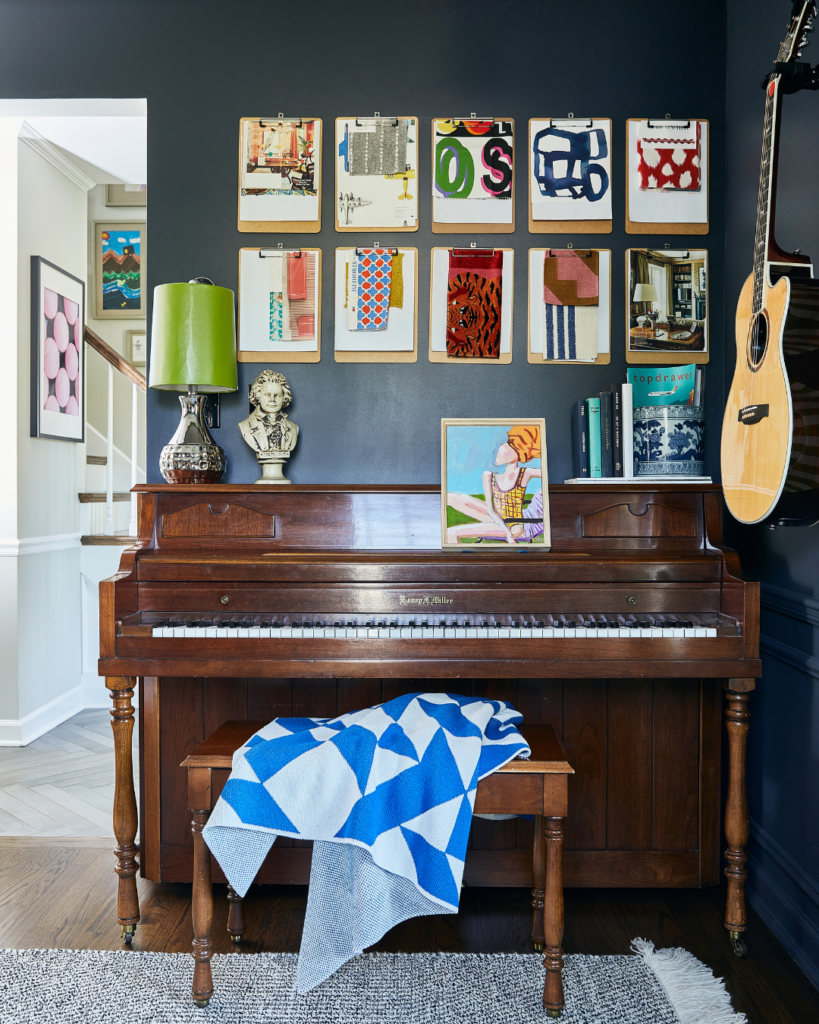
[149,281,238,392]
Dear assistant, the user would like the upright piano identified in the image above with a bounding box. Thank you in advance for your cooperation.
[100,482,759,957]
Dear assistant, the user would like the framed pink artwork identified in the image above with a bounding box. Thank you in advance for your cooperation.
[31,256,85,441]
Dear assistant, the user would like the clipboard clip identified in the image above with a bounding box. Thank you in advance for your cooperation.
[355,113,399,126]
[646,119,691,128]
[259,246,304,258]
[443,113,494,123]
[545,247,593,256]
[660,247,690,257]
[258,115,303,128]
[549,117,593,128]
[452,248,496,257]
[355,244,398,255]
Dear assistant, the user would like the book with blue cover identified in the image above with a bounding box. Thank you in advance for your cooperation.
[586,398,601,477]
[627,364,696,406]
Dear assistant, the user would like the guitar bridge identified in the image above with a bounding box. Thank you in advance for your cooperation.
[738,404,769,425]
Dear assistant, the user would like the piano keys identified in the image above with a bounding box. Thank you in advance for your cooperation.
[99,482,759,958]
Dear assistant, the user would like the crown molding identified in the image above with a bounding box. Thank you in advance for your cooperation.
[18,121,95,192]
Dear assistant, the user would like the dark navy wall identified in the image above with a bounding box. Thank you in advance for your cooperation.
[725,0,819,989]
[0,0,727,486]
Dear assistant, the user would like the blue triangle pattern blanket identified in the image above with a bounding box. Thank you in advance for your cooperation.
[203,692,530,992]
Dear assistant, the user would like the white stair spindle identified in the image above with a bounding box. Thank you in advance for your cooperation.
[105,362,114,536]
[129,381,138,537]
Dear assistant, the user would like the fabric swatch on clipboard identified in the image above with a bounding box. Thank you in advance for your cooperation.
[543,250,598,361]
[433,120,514,202]
[637,121,701,191]
[287,253,316,339]
[268,256,289,343]
[446,249,503,358]
[347,249,392,331]
[348,122,407,176]
[389,251,404,308]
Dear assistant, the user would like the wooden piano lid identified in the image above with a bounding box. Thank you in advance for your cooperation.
[181,720,572,774]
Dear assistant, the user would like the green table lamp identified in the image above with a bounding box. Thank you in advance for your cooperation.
[149,278,238,483]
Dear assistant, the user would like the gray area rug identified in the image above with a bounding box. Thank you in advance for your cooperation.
[0,945,745,1024]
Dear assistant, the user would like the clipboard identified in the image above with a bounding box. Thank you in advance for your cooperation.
[528,118,613,234]
[625,247,709,365]
[335,116,419,232]
[237,116,322,233]
[527,248,611,365]
[238,247,322,363]
[431,118,515,234]
[625,118,709,235]
[334,247,418,363]
[428,247,514,364]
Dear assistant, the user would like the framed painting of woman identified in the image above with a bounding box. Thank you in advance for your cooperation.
[441,418,550,549]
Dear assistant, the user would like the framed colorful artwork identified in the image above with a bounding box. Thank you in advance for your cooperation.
[93,221,146,319]
[30,256,85,441]
[126,329,147,367]
[441,418,550,550]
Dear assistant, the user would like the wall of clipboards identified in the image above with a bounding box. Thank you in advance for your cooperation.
[140,0,727,486]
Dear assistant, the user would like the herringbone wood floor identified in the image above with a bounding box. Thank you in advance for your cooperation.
[0,710,136,837]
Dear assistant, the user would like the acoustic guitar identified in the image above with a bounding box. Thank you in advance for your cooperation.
[721,1,819,527]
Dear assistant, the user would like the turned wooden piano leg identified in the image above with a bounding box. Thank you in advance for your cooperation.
[724,680,754,958]
[226,885,245,943]
[106,676,139,944]
[531,813,546,951]
[191,809,214,1007]
[542,816,565,1017]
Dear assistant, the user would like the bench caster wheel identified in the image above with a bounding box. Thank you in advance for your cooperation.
[729,930,748,957]
[193,998,210,1008]
[533,942,544,952]
[121,926,135,946]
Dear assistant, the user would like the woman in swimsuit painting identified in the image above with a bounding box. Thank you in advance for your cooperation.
[446,424,544,545]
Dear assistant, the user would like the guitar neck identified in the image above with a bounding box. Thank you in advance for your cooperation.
[752,79,783,314]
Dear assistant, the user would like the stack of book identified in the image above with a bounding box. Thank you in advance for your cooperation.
[565,365,710,483]
[569,383,634,480]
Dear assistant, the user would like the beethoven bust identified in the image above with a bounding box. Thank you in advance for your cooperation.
[238,370,299,455]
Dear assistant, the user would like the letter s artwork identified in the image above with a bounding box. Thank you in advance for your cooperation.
[434,119,514,202]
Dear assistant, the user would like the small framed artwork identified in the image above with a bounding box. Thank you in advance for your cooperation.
[93,221,146,319]
[626,248,709,364]
[105,184,146,207]
[441,418,550,549]
[126,329,147,367]
[30,256,85,441]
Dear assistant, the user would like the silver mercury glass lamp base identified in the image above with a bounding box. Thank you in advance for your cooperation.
[159,389,227,484]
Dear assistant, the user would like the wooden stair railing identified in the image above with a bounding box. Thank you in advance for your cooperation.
[84,326,146,538]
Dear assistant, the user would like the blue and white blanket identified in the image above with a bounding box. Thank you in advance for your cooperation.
[203,692,529,992]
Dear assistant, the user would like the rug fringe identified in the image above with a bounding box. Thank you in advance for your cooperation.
[631,938,747,1024]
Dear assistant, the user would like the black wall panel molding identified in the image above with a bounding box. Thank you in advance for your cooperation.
[761,583,819,627]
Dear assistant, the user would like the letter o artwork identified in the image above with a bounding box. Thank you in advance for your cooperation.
[435,138,474,198]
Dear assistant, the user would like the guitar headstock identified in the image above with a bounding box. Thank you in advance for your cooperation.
[777,1,817,62]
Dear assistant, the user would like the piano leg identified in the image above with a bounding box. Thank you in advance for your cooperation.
[723,680,754,958]
[106,676,140,944]
[542,816,565,1017]
[531,813,546,951]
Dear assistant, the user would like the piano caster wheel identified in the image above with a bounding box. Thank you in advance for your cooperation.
[230,934,242,944]
[729,931,748,958]
[547,1010,561,1018]
[193,998,210,1009]
[533,942,544,952]
[121,925,135,946]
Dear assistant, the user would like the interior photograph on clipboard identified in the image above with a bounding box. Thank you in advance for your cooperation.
[441,418,550,549]
[431,118,514,232]
[238,117,321,231]
[627,248,708,363]
[336,116,417,231]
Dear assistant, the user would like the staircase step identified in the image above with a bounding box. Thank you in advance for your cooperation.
[81,535,138,546]
[78,492,131,503]
[86,455,107,466]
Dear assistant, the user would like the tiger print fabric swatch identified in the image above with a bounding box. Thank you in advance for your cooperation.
[543,250,599,361]
[637,121,701,191]
[347,249,393,331]
[446,249,503,358]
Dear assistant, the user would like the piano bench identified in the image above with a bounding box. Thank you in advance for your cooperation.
[182,720,574,1016]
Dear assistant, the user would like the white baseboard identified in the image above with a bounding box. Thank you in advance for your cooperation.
[81,673,111,709]
[0,685,85,746]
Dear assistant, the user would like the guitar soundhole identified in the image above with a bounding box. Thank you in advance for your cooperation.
[747,312,769,371]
